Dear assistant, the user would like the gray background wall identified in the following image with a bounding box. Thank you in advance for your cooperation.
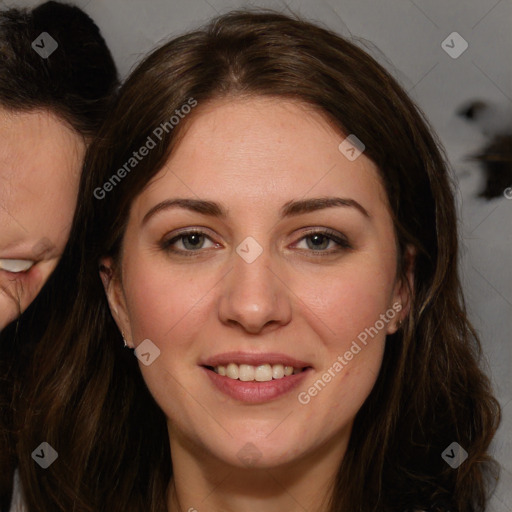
[3,0,511,509]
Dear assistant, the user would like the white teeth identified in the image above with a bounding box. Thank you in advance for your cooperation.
[226,363,239,379]
[0,259,35,273]
[255,364,272,382]
[272,364,284,379]
[212,363,304,381]
[239,364,255,382]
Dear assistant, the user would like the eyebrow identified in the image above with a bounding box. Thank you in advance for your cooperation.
[141,196,370,226]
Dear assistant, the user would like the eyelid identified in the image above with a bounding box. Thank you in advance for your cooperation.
[291,227,352,252]
[298,227,350,243]
[160,226,352,256]
[161,226,215,240]
[160,228,219,253]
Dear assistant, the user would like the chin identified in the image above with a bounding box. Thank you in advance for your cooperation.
[203,431,306,469]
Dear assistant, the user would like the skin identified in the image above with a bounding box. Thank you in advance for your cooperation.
[0,108,85,331]
[101,97,413,512]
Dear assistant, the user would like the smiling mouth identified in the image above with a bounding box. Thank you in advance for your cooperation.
[204,363,310,382]
[0,259,36,273]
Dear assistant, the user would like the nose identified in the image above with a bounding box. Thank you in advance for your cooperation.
[217,243,292,334]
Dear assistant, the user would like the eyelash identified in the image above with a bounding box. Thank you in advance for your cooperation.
[160,228,352,257]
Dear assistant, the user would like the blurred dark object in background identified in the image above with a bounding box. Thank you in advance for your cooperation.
[458,100,512,200]
[471,134,512,199]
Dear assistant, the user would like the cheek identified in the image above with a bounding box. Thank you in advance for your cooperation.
[0,263,48,312]
[319,358,384,428]
[122,256,207,344]
[0,287,20,329]
[42,188,79,246]
[121,263,196,415]
[121,263,208,424]
[302,259,396,346]
[298,318,387,433]
[296,256,394,408]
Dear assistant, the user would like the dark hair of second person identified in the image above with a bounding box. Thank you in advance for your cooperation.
[0,1,118,509]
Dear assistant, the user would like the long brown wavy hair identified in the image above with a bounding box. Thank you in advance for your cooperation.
[3,9,501,512]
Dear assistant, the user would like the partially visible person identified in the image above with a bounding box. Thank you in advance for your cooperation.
[0,0,118,331]
[0,1,118,509]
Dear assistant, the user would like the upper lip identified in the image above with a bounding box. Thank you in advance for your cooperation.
[200,351,313,368]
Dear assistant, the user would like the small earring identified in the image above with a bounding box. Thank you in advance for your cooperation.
[397,319,403,329]
[122,332,128,348]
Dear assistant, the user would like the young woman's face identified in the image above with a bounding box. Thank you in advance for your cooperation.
[105,97,410,471]
[0,109,85,330]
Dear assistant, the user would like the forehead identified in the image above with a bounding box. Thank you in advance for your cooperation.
[0,108,82,192]
[134,96,389,219]
[0,108,84,245]
[0,107,81,173]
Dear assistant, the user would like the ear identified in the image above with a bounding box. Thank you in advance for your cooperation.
[386,244,415,335]
[99,256,133,348]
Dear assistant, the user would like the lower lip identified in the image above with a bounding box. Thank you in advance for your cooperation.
[202,366,312,403]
